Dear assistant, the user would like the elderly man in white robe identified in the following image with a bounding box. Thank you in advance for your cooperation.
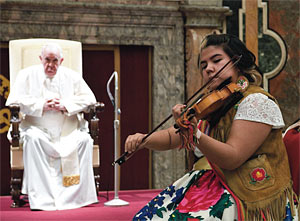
[6,43,98,211]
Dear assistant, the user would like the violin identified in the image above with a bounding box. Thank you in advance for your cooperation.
[175,82,241,130]
[112,55,242,166]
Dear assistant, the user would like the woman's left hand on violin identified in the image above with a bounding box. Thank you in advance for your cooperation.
[172,104,186,120]
[173,103,199,150]
[172,104,198,133]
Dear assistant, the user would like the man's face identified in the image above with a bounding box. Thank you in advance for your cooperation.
[39,48,63,78]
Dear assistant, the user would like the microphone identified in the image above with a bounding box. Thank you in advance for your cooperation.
[106,71,117,108]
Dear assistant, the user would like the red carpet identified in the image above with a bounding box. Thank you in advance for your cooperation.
[0,189,161,221]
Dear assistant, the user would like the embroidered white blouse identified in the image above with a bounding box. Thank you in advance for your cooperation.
[194,92,285,158]
[234,93,285,129]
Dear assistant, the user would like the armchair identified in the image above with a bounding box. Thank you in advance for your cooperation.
[8,38,104,208]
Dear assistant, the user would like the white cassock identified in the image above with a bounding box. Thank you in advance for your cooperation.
[6,64,98,211]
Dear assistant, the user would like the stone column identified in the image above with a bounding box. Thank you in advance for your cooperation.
[179,1,231,170]
[180,1,231,99]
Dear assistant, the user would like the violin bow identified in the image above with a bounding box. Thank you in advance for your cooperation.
[112,55,242,166]
[180,55,242,115]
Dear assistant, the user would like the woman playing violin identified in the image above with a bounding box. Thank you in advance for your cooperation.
[125,34,298,220]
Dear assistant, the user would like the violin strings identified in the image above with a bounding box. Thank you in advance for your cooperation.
[182,55,242,115]
[204,56,241,92]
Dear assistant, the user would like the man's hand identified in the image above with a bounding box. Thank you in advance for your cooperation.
[43,98,67,112]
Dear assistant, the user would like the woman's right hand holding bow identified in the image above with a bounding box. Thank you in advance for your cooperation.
[125,133,147,154]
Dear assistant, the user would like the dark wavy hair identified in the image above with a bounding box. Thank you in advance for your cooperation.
[200,34,262,85]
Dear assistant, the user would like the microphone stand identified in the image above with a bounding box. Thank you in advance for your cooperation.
[104,71,129,207]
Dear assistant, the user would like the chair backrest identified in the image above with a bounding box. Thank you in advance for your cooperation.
[283,120,300,196]
[9,38,82,87]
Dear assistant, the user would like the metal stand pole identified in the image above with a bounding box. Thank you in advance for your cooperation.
[104,71,129,207]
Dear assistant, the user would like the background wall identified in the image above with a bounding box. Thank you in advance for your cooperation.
[268,0,299,126]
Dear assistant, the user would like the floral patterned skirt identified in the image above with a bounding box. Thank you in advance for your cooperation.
[133,170,297,221]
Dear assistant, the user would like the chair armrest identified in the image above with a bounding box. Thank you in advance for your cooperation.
[88,102,105,145]
[9,104,21,148]
[8,102,105,147]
